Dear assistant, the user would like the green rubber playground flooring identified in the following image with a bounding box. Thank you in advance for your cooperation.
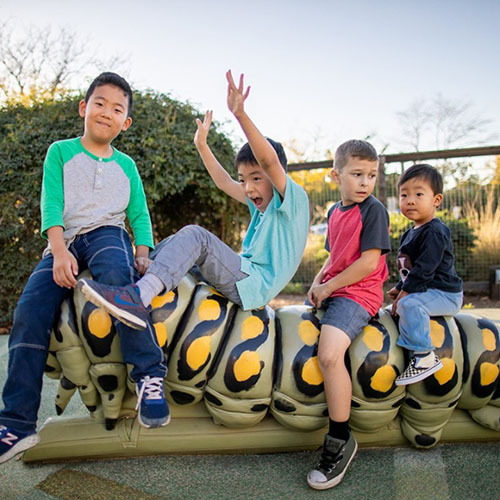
[2,441,500,499]
[1,308,500,500]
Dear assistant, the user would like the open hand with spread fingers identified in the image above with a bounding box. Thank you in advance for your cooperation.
[194,110,213,148]
[226,70,250,118]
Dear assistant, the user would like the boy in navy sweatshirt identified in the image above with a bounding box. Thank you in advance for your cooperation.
[388,164,463,385]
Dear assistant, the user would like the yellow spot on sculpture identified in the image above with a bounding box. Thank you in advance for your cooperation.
[430,321,445,348]
[480,362,499,386]
[302,357,323,385]
[151,291,175,309]
[233,351,261,381]
[88,308,112,338]
[370,365,397,392]
[482,329,497,352]
[241,316,264,340]
[187,336,212,370]
[434,357,455,385]
[298,320,319,346]
[154,323,168,348]
[198,299,221,321]
[362,325,384,352]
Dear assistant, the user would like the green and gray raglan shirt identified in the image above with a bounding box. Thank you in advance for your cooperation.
[41,137,154,255]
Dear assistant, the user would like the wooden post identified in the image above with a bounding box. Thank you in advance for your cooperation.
[378,155,387,206]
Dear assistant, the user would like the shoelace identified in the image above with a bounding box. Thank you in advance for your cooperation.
[135,376,163,410]
[318,447,343,472]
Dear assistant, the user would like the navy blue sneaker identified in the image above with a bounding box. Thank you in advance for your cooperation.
[78,278,149,330]
[0,425,39,464]
[135,376,170,428]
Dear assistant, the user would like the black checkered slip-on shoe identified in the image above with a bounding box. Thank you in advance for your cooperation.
[395,352,443,386]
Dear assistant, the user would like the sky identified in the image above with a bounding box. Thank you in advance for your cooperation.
[2,0,499,162]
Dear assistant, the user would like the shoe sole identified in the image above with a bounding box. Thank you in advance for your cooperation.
[79,281,147,330]
[307,441,358,490]
[0,434,40,464]
[395,360,444,386]
[137,413,171,429]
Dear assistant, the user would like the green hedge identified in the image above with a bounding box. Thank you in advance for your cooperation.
[0,92,247,326]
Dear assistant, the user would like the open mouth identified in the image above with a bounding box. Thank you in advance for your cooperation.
[251,197,264,209]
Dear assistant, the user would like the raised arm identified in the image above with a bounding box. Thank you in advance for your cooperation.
[194,110,246,204]
[226,70,287,197]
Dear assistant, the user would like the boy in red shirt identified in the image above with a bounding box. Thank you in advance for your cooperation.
[306,139,390,490]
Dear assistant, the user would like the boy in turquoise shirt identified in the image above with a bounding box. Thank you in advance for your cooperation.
[78,71,309,329]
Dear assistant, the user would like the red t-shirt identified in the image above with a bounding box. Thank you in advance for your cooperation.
[322,195,391,316]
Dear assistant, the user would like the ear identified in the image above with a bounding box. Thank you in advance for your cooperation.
[121,116,132,132]
[434,193,443,207]
[330,167,340,185]
[78,99,86,118]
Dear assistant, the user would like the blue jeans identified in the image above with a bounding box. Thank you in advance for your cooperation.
[0,226,166,433]
[396,289,463,353]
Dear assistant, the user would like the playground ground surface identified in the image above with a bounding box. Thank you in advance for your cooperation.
[0,307,499,500]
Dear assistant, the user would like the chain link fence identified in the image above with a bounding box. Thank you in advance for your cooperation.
[288,148,500,292]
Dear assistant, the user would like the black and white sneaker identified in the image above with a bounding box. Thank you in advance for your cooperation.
[396,352,443,386]
[307,431,358,490]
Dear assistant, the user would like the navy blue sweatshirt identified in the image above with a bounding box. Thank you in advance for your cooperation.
[396,218,463,293]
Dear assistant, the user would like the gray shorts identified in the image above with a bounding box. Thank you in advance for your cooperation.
[320,297,372,341]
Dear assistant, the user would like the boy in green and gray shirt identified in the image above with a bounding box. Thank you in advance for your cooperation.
[0,72,169,466]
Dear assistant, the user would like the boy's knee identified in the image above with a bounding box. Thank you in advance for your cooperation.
[397,294,428,318]
[317,348,345,372]
[179,225,209,240]
[396,294,414,315]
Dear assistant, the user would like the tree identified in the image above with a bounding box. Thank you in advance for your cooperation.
[0,20,125,103]
[396,93,494,152]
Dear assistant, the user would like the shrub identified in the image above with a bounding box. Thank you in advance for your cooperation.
[464,190,500,280]
[0,92,247,326]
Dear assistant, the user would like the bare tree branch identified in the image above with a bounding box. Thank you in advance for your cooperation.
[0,20,128,103]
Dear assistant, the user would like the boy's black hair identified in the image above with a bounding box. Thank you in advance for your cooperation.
[398,163,443,195]
[235,138,288,172]
[85,72,133,117]
[334,139,378,171]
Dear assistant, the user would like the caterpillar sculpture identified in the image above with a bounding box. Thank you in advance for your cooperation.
[24,271,500,461]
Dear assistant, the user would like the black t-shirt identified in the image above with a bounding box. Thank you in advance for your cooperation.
[396,218,462,293]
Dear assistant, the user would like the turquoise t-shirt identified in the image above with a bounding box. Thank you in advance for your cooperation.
[236,176,309,310]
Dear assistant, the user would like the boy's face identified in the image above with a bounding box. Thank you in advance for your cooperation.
[237,162,274,213]
[79,84,132,146]
[331,157,378,206]
[399,177,443,228]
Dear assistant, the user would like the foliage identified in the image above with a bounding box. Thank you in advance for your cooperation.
[464,189,500,280]
[0,92,247,326]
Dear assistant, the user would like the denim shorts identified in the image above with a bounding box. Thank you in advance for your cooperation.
[320,297,372,341]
